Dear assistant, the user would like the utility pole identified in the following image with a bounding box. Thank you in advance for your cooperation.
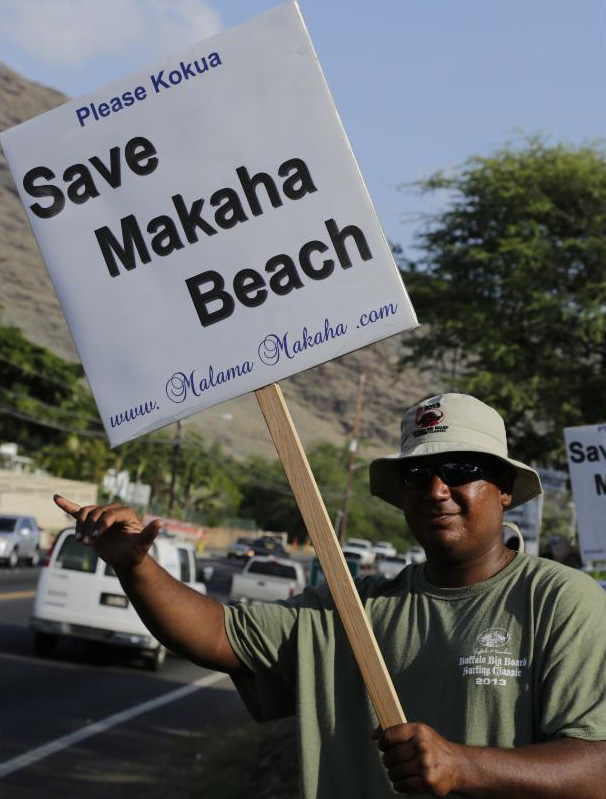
[339,372,366,543]
[168,420,182,515]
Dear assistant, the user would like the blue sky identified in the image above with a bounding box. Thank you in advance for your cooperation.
[1,0,604,256]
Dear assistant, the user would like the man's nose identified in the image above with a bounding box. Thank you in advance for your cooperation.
[426,473,451,499]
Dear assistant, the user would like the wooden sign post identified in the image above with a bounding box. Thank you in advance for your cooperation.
[256,382,406,730]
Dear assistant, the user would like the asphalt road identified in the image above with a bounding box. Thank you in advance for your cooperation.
[0,559,249,799]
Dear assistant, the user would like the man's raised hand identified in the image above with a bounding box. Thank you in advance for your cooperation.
[53,495,162,572]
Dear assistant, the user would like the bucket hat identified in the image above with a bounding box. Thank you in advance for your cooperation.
[369,393,542,511]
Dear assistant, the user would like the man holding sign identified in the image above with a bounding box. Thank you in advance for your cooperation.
[3,3,603,794]
[54,393,605,799]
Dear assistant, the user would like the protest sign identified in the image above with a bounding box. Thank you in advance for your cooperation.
[0,2,417,449]
[1,3,413,730]
[564,424,606,563]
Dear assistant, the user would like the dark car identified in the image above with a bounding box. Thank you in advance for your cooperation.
[249,536,288,558]
[227,536,256,560]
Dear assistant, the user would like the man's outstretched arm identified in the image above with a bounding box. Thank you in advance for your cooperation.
[375,722,605,798]
[54,496,246,675]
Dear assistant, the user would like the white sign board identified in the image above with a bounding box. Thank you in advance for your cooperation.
[0,3,417,447]
[564,424,606,562]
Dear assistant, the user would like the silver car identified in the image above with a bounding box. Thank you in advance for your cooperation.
[0,515,42,567]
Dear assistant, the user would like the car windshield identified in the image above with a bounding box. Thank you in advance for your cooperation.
[346,542,367,549]
[0,518,17,532]
[236,537,252,545]
[248,561,297,579]
[56,534,99,573]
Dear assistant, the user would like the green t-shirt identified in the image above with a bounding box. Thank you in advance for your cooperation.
[224,553,606,799]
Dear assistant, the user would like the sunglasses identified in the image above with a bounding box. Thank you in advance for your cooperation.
[401,460,498,489]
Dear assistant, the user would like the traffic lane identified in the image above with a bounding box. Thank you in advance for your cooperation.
[2,674,249,799]
[2,645,221,761]
[1,594,237,762]
[2,556,284,797]
[0,565,40,595]
[1,593,35,656]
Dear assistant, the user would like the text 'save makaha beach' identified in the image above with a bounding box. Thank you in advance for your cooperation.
[1,2,418,446]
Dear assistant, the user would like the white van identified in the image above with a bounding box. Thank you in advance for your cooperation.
[30,528,207,670]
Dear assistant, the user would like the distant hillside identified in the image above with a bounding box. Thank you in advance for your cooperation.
[0,63,76,360]
[0,61,436,460]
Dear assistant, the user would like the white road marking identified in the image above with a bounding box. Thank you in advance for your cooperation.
[1,671,229,778]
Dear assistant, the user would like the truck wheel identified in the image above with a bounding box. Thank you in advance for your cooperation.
[34,632,59,657]
[143,645,166,672]
[8,549,19,569]
[28,547,40,567]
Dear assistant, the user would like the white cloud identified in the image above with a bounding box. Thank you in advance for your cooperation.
[1,0,222,67]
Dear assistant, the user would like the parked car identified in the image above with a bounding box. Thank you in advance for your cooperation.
[30,528,207,670]
[227,536,256,560]
[371,540,397,560]
[342,538,376,566]
[0,514,42,567]
[229,556,306,603]
[377,554,411,579]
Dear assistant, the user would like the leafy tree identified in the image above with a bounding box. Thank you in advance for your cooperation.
[40,435,115,483]
[171,438,242,524]
[238,454,301,537]
[117,432,242,524]
[0,324,100,450]
[397,137,606,465]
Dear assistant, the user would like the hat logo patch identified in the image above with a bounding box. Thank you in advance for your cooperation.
[412,403,449,438]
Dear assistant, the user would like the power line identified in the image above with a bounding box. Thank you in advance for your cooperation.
[2,389,104,427]
[0,402,106,438]
[0,354,84,388]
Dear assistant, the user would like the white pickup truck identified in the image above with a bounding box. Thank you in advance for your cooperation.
[229,556,306,603]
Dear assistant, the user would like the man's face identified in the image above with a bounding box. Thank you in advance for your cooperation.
[400,453,513,561]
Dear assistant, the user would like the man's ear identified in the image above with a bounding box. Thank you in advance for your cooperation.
[500,491,513,510]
